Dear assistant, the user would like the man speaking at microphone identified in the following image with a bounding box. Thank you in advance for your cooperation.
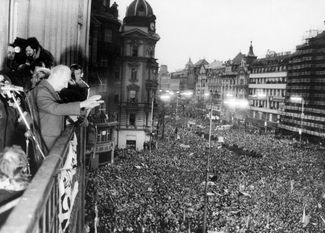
[32,65,102,151]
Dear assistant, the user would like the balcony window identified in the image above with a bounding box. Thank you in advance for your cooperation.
[129,113,136,126]
[132,45,138,57]
[129,90,136,103]
[131,68,137,81]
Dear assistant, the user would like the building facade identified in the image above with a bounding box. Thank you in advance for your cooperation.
[116,0,160,150]
[248,51,290,130]
[279,31,325,140]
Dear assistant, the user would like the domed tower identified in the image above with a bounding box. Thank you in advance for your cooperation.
[117,0,160,150]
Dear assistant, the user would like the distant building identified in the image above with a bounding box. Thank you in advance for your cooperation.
[116,0,160,150]
[220,43,257,122]
[247,51,290,130]
[158,65,170,91]
[206,60,224,96]
[279,30,325,140]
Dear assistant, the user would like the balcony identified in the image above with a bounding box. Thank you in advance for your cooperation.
[0,125,86,233]
[270,96,285,102]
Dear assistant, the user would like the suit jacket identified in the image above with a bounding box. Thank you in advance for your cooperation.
[34,80,81,150]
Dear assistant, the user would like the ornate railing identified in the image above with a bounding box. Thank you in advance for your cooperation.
[0,125,86,233]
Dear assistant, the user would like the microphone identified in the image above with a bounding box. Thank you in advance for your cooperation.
[0,83,24,93]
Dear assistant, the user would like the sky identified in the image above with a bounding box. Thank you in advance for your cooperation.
[115,0,325,72]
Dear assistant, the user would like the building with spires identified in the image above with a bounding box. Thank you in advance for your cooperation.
[116,0,160,150]
[221,43,256,122]
[168,58,197,92]
[279,30,325,141]
[193,59,209,99]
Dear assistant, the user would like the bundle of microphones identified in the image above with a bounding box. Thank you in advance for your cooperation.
[0,83,24,94]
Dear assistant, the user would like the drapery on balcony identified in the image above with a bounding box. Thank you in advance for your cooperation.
[0,125,87,233]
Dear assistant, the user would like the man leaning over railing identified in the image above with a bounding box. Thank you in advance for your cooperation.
[29,65,102,166]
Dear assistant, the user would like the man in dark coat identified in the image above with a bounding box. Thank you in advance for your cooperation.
[25,37,54,69]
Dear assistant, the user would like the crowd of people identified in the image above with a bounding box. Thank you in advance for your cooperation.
[0,37,101,192]
[86,117,325,233]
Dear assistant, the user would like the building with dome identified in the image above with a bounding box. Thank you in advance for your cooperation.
[116,0,160,150]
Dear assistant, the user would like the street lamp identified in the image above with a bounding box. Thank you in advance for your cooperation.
[290,96,304,143]
[203,91,214,233]
[149,90,155,152]
[159,93,171,140]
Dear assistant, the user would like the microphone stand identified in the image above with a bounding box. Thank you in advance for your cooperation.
[4,89,46,159]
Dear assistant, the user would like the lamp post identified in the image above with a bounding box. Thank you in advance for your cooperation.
[160,93,171,140]
[149,90,155,152]
[290,96,304,143]
[203,91,213,233]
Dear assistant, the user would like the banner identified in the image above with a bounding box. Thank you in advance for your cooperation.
[58,134,79,233]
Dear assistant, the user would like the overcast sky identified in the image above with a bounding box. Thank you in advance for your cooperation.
[116,0,325,72]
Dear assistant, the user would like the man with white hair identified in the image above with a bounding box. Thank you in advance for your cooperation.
[32,65,102,151]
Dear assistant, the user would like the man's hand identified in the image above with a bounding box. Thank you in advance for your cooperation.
[80,95,103,109]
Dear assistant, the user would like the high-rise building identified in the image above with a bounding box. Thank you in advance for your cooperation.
[247,51,290,131]
[279,30,325,140]
[116,0,160,150]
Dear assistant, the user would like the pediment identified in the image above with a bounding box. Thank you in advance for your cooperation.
[122,28,160,41]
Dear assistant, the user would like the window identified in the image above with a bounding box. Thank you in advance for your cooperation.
[132,45,138,57]
[129,90,136,103]
[129,113,136,126]
[115,70,120,80]
[137,5,146,16]
[114,94,119,103]
[126,140,136,150]
[131,68,137,81]
[104,29,112,42]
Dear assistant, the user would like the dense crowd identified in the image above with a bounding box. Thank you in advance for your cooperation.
[86,118,325,233]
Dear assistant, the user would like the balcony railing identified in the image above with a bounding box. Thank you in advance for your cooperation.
[0,125,86,233]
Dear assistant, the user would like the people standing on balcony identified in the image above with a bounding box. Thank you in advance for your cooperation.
[25,37,54,70]
[30,65,101,152]
[59,64,89,102]
[5,38,27,73]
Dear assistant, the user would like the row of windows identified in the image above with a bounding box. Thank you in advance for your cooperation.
[129,44,155,57]
[251,66,286,73]
[251,100,280,110]
[250,88,285,97]
[249,77,286,84]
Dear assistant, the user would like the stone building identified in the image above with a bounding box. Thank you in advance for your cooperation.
[116,0,160,150]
